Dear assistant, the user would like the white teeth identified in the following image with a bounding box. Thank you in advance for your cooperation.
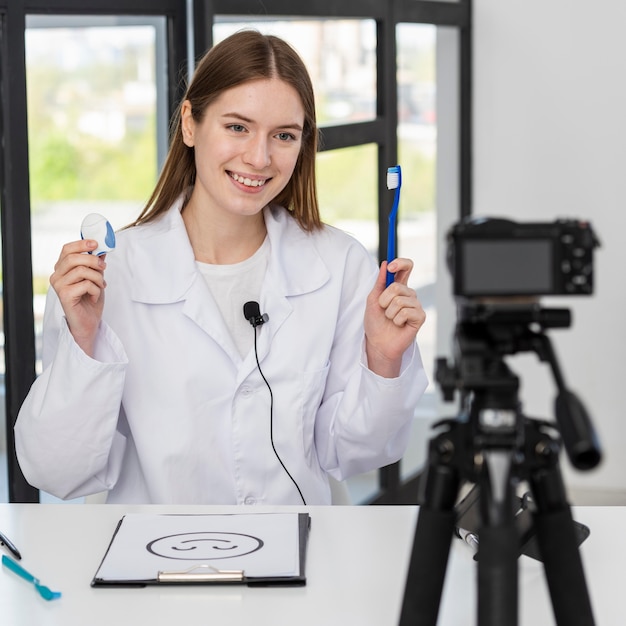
[231,173,267,187]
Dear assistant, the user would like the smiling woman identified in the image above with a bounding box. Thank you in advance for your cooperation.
[14,29,428,506]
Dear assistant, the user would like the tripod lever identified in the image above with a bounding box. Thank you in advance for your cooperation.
[532,332,601,470]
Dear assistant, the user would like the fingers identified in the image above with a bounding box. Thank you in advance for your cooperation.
[51,265,106,301]
[385,257,414,286]
[53,239,98,270]
[53,239,103,274]
[377,261,426,331]
[382,290,426,329]
[365,258,426,375]
[50,239,107,301]
[371,257,413,298]
[59,274,105,305]
[47,239,108,355]
[370,262,389,298]
[379,285,426,329]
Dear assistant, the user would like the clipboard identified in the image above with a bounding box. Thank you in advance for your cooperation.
[91,512,310,587]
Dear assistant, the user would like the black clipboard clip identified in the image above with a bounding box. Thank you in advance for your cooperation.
[158,564,244,583]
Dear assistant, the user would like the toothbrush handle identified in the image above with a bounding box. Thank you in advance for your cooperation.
[386,236,396,286]
[386,190,400,287]
[2,554,35,583]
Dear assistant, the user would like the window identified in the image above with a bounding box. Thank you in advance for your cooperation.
[0,1,469,503]
[0,0,188,503]
[26,15,167,369]
[396,23,439,484]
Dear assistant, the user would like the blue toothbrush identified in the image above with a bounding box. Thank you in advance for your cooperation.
[386,165,402,286]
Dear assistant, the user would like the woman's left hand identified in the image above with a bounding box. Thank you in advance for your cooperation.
[364,258,426,378]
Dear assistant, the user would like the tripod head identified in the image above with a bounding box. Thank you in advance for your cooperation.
[436,302,602,471]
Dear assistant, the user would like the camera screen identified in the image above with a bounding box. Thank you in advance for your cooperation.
[461,239,553,295]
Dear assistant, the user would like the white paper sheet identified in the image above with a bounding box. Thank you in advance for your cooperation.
[94,513,302,581]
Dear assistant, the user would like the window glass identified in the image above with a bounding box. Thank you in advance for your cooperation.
[214,19,377,127]
[316,144,378,248]
[397,22,437,368]
[26,15,165,373]
[25,14,165,502]
[397,23,438,482]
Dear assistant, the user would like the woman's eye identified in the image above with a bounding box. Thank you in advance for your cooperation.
[228,124,246,133]
[276,132,295,141]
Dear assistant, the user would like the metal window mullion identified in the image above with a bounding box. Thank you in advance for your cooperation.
[460,0,472,217]
[0,3,38,503]
[375,8,402,502]
[207,0,386,19]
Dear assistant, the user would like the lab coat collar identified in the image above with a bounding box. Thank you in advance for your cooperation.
[264,203,330,296]
[125,199,330,370]
[126,196,196,304]
[126,199,330,304]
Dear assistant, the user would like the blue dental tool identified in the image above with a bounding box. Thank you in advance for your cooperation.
[80,213,116,256]
[386,165,402,286]
[2,554,62,601]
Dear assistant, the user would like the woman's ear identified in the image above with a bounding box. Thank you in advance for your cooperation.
[181,100,195,147]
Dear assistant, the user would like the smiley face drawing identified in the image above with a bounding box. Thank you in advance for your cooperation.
[146,532,264,560]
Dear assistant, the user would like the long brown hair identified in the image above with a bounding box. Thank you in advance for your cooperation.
[130,29,321,231]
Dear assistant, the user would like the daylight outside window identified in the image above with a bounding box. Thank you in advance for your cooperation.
[3,14,167,503]
[396,22,438,484]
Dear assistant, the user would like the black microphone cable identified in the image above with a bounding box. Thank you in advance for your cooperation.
[243,301,307,505]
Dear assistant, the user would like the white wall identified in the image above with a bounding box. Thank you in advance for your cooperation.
[472,0,626,499]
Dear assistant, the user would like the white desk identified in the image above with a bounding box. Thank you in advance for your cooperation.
[0,504,623,625]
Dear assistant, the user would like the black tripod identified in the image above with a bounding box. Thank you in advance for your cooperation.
[399,304,602,626]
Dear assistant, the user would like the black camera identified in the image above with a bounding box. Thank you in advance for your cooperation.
[447,217,600,298]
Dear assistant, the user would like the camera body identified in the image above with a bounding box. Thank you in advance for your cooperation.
[447,217,599,298]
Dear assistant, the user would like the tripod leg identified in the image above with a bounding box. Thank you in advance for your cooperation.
[399,434,460,626]
[477,450,519,626]
[478,524,519,624]
[530,442,595,626]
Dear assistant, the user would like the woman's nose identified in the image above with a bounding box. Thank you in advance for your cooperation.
[243,135,271,169]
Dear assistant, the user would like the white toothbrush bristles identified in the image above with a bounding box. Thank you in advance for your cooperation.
[387,170,400,189]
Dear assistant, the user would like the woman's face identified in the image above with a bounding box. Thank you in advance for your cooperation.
[181,78,305,219]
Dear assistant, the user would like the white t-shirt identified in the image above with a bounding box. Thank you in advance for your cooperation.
[196,237,269,358]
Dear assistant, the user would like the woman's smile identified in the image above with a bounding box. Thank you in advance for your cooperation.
[227,170,271,189]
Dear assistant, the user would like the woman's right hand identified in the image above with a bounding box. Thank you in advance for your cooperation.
[49,239,107,357]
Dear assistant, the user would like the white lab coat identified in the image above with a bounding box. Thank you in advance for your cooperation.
[15,199,428,504]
